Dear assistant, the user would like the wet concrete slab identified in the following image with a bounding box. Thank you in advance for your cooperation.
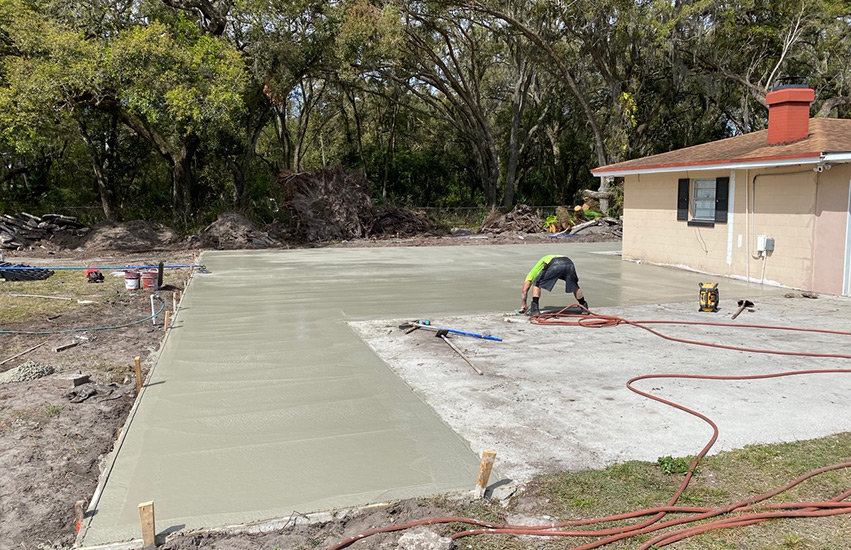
[80,242,787,545]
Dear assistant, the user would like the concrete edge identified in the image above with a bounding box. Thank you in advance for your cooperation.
[75,268,196,547]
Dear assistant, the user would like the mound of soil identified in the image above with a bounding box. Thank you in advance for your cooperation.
[199,212,278,250]
[81,221,183,252]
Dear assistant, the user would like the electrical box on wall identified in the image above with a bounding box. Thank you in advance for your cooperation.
[757,235,767,252]
[765,237,775,251]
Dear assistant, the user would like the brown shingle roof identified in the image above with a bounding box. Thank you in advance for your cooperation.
[592,118,851,175]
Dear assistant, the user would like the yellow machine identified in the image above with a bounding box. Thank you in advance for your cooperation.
[699,282,719,312]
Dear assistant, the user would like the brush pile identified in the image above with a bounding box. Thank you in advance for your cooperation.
[0,213,89,250]
[279,167,374,241]
[479,205,544,234]
[278,167,435,241]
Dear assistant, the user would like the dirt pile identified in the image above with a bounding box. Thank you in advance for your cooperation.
[279,167,375,241]
[480,205,544,234]
[199,212,278,249]
[82,220,183,251]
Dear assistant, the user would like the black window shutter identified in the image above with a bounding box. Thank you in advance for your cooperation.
[677,178,689,221]
[714,177,729,223]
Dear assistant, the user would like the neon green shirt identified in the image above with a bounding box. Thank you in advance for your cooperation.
[525,255,565,282]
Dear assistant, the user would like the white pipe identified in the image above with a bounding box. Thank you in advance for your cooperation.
[745,169,750,282]
[150,294,156,326]
[760,252,767,284]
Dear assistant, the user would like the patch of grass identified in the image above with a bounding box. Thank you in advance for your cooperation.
[45,404,62,417]
[488,433,851,550]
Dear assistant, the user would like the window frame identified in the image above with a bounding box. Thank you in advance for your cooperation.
[677,177,729,227]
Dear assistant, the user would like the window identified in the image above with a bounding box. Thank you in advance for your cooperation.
[677,177,729,226]
[693,179,716,220]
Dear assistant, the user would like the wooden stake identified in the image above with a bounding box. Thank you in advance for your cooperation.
[138,500,156,548]
[134,356,142,393]
[172,291,178,311]
[475,450,497,498]
[74,500,85,532]
[164,310,170,329]
[0,341,46,366]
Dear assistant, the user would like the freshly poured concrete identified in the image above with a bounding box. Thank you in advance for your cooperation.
[80,242,787,545]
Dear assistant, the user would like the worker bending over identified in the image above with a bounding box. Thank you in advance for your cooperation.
[521,254,589,315]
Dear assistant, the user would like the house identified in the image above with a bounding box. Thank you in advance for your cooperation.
[592,86,851,296]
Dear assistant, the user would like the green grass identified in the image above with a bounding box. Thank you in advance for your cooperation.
[438,433,851,550]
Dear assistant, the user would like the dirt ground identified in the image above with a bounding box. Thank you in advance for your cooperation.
[0,252,194,550]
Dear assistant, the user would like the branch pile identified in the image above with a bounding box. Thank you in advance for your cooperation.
[568,217,623,238]
[0,212,89,250]
[279,167,374,241]
[479,205,543,234]
[371,206,435,236]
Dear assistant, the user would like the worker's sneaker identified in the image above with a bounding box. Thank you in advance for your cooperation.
[527,303,540,316]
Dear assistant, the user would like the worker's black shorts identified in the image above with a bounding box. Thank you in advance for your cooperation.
[533,256,580,293]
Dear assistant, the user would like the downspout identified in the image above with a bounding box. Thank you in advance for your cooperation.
[745,169,750,282]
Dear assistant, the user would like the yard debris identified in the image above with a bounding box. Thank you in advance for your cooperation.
[569,217,623,238]
[0,212,89,250]
[785,291,820,299]
[0,360,55,383]
[370,205,435,237]
[480,205,544,234]
[279,167,374,241]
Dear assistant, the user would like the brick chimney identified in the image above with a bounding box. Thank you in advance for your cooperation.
[765,86,815,145]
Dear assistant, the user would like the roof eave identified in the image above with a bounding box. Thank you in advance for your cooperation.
[592,154,825,178]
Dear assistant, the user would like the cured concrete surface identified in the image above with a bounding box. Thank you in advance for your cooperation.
[79,242,789,545]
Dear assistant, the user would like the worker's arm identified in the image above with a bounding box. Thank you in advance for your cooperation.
[520,279,532,311]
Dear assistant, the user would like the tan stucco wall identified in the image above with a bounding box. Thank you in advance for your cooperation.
[622,165,850,294]
[813,163,851,294]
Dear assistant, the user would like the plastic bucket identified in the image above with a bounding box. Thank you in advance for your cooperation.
[124,271,141,291]
[141,271,158,290]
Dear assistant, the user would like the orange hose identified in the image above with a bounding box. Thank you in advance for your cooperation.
[327,306,851,550]
[530,305,851,359]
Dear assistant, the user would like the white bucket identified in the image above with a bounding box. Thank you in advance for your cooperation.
[124,271,140,291]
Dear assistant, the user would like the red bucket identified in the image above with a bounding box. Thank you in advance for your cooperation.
[141,271,158,290]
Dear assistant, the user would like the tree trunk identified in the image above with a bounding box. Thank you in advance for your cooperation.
[75,112,116,220]
[172,135,198,220]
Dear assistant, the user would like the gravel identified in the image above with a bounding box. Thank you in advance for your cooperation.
[0,360,55,383]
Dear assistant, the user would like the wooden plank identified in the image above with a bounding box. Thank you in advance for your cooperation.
[134,356,142,393]
[475,450,497,498]
[53,341,79,353]
[0,341,46,366]
[138,500,156,548]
